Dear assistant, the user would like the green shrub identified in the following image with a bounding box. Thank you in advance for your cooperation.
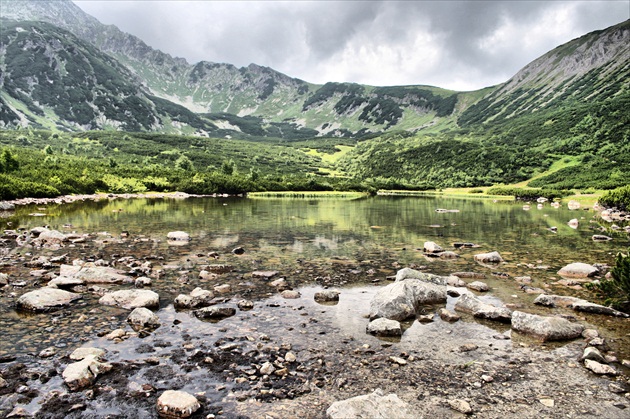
[486,187,572,200]
[598,185,630,210]
[586,251,630,313]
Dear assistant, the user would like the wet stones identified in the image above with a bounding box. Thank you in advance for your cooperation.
[557,262,599,278]
[17,287,82,312]
[454,293,512,323]
[69,347,106,361]
[584,359,618,376]
[174,288,215,309]
[252,270,279,279]
[534,294,630,318]
[466,281,489,292]
[395,268,448,285]
[99,289,159,310]
[127,307,160,328]
[511,311,584,342]
[281,290,301,299]
[193,306,236,319]
[423,241,444,253]
[438,308,460,323]
[326,389,412,419]
[202,264,233,274]
[366,318,403,337]
[156,390,200,418]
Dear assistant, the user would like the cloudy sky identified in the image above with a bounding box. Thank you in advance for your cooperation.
[73,0,629,91]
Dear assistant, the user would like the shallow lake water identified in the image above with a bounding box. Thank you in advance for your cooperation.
[1,194,629,369]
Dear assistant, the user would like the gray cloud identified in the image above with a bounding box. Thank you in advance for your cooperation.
[74,0,629,90]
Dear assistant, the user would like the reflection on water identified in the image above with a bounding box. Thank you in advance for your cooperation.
[0,195,628,363]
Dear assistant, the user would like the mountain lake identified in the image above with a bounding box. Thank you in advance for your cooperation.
[0,194,629,418]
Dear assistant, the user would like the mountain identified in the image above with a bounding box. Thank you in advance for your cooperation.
[0,0,464,136]
[459,20,630,126]
[0,19,222,133]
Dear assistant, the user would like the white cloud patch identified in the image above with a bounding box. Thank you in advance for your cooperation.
[74,0,629,91]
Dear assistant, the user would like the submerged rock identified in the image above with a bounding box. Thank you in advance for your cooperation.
[454,293,512,323]
[474,251,504,264]
[511,311,584,342]
[326,389,411,419]
[156,390,200,418]
[314,289,340,302]
[17,288,82,312]
[193,306,236,319]
[166,231,190,241]
[99,289,159,310]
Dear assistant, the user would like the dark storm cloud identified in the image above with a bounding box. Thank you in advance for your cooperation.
[74,1,629,90]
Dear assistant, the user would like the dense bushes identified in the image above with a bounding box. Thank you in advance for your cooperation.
[486,187,573,200]
[598,185,630,210]
[587,251,630,313]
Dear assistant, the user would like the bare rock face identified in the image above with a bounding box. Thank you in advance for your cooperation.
[99,289,159,310]
[326,389,412,419]
[511,311,584,342]
[156,390,200,418]
[454,293,512,323]
[62,354,112,391]
[17,288,82,312]
[557,262,599,278]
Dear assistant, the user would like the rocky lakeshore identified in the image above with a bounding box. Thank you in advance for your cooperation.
[0,197,629,418]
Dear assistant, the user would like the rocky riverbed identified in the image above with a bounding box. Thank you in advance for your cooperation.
[0,196,629,418]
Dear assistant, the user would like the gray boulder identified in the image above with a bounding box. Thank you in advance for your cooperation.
[99,289,159,310]
[326,389,412,419]
[62,354,112,391]
[174,287,215,309]
[127,307,160,327]
[167,231,190,241]
[454,293,512,323]
[47,276,85,289]
[17,288,82,312]
[533,294,583,307]
[570,301,630,318]
[467,281,489,292]
[511,311,584,342]
[370,278,446,321]
[366,318,402,337]
[35,229,67,246]
[423,241,443,253]
[314,289,340,302]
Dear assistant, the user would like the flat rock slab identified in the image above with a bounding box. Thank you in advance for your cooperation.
[557,262,598,278]
[326,389,412,419]
[511,311,584,342]
[17,288,82,312]
[454,293,512,323]
[157,390,200,418]
[99,289,159,310]
[60,264,133,284]
[534,294,629,318]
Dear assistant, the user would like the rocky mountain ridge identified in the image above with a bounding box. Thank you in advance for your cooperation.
[0,0,628,138]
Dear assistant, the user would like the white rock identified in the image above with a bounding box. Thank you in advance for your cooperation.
[99,289,159,310]
[62,355,112,391]
[69,347,106,361]
[473,251,504,264]
[17,288,82,312]
[511,311,584,342]
[127,307,160,327]
[166,231,190,241]
[584,359,618,375]
[423,241,443,253]
[156,390,200,418]
[557,262,598,278]
[366,318,403,337]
